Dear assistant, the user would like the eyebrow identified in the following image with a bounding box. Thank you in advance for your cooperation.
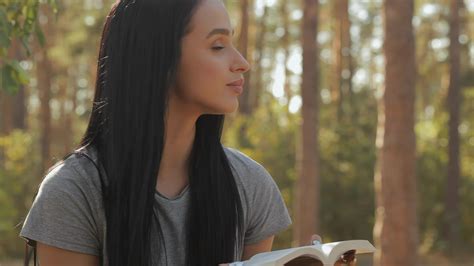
[206,28,235,39]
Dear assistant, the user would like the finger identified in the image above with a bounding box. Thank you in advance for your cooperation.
[310,234,322,244]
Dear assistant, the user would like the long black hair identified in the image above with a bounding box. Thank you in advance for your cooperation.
[79,0,244,265]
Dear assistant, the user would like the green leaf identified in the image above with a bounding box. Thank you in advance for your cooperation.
[0,47,6,57]
[35,25,45,47]
[1,64,18,94]
[0,31,11,48]
[0,10,12,48]
[0,61,28,94]
[20,36,31,57]
[10,60,29,85]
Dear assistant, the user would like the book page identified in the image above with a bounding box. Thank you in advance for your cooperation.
[245,246,326,265]
[238,239,375,265]
[325,240,376,263]
[284,256,323,266]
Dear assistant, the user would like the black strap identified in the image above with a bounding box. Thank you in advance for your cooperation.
[33,245,36,266]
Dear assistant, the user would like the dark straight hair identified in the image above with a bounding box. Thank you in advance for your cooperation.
[78,0,244,265]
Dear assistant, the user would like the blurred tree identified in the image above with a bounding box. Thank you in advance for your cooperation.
[414,0,451,253]
[251,3,269,111]
[0,39,27,135]
[330,0,352,120]
[57,71,73,155]
[443,0,464,252]
[294,0,320,246]
[35,4,54,175]
[0,0,110,260]
[237,0,253,115]
[373,1,418,266]
[280,0,292,104]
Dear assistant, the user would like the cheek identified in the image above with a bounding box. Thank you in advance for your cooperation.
[181,55,226,95]
[174,51,238,113]
[196,56,224,82]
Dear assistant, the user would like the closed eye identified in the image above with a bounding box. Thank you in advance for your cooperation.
[212,46,225,51]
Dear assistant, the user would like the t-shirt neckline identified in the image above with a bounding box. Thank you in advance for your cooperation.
[154,185,190,201]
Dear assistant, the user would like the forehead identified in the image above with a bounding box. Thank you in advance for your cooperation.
[188,0,233,38]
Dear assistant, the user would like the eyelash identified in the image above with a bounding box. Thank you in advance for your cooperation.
[212,46,225,51]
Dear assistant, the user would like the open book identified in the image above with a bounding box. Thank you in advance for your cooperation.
[230,240,376,266]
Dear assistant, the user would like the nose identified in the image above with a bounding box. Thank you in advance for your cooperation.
[231,51,251,74]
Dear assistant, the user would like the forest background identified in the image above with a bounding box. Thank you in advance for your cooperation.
[1,0,473,265]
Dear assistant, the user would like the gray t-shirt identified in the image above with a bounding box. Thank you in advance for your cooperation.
[19,145,292,265]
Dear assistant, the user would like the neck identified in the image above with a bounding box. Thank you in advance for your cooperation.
[156,92,200,197]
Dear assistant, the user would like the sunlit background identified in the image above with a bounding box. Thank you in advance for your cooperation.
[1,0,473,265]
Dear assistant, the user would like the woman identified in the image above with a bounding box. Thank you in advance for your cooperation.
[19,0,292,265]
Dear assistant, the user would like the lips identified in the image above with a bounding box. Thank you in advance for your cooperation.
[227,78,244,94]
[227,78,244,87]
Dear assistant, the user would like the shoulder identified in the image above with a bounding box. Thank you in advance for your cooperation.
[223,147,271,181]
[20,146,105,255]
[41,154,87,194]
[39,145,104,205]
[223,147,267,173]
[223,147,292,244]
[223,146,277,193]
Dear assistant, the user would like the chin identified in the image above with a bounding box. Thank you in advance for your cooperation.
[206,101,239,115]
[222,100,239,114]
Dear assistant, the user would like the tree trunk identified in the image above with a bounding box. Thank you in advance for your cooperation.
[238,0,252,115]
[294,0,320,246]
[280,0,292,105]
[252,4,269,111]
[11,38,28,131]
[330,1,342,107]
[0,39,25,134]
[343,0,353,111]
[36,6,54,175]
[12,85,27,130]
[444,0,462,252]
[58,75,74,155]
[373,1,418,265]
[331,0,352,120]
[0,90,13,134]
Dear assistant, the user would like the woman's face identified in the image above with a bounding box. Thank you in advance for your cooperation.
[171,0,250,115]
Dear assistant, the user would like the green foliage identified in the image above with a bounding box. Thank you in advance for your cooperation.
[0,130,40,259]
[416,81,474,253]
[319,89,378,242]
[459,85,474,250]
[0,0,57,93]
[417,118,449,252]
[224,88,379,247]
[1,59,28,93]
[224,98,298,249]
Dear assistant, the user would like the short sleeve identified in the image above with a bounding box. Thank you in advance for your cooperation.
[243,163,292,245]
[19,158,100,256]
